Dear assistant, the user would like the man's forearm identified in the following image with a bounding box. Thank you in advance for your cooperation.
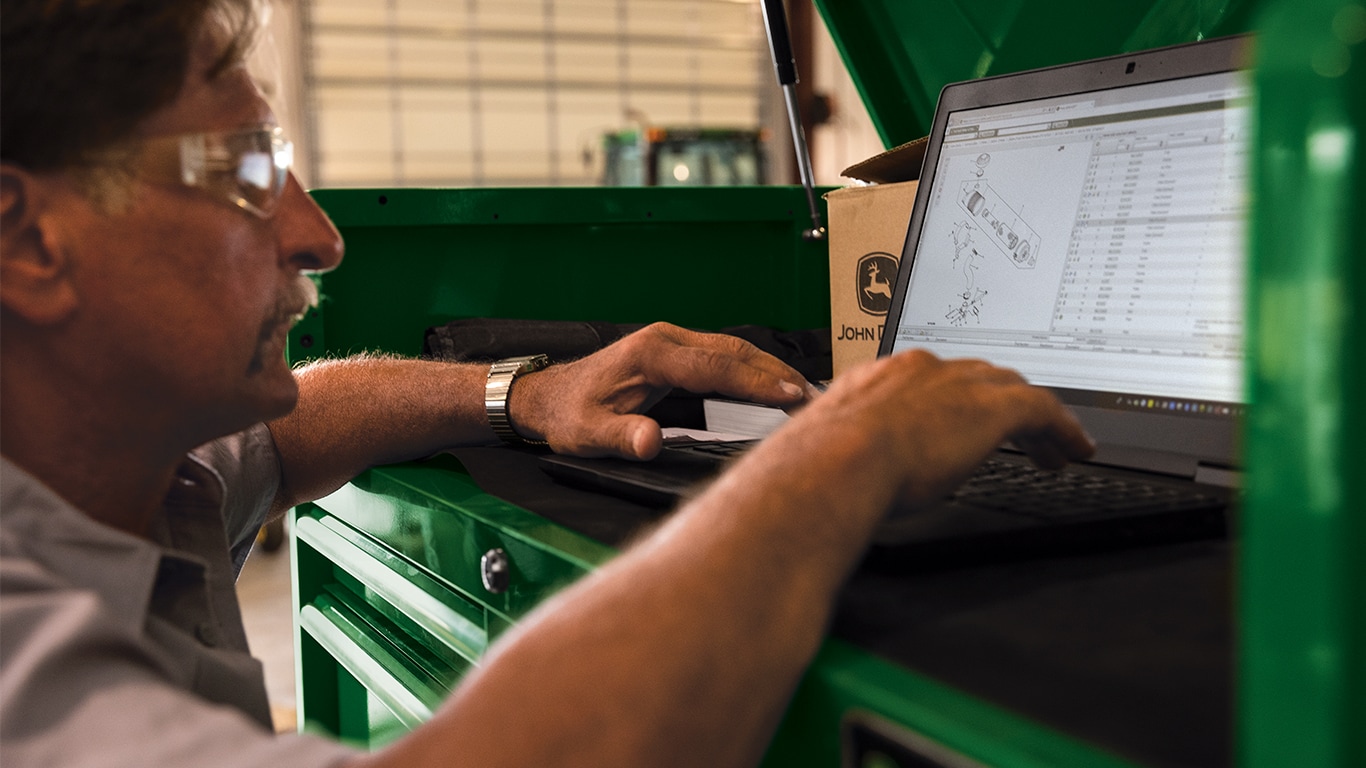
[264,325,817,514]
[266,355,495,512]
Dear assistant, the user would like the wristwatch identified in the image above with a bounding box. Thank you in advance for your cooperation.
[485,354,551,446]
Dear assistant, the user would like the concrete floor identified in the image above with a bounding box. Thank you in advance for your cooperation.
[237,531,298,733]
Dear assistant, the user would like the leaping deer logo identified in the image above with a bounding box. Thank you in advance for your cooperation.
[856,252,898,316]
[864,262,892,301]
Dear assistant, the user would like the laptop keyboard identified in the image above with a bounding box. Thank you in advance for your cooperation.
[954,457,1226,519]
[665,439,1226,519]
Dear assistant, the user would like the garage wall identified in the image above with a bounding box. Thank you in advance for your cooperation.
[255,0,881,189]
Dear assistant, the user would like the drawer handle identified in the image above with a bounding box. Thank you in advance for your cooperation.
[481,548,510,594]
[296,516,486,661]
[299,603,437,729]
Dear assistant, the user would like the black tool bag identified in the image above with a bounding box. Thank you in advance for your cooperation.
[423,318,831,429]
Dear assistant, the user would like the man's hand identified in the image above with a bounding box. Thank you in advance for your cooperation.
[745,348,1096,516]
[508,323,816,459]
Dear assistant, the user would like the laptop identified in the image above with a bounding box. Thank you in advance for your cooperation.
[542,35,1251,566]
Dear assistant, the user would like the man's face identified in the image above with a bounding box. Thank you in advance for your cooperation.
[58,27,343,444]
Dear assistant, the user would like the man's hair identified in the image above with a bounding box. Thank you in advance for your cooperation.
[1,0,260,174]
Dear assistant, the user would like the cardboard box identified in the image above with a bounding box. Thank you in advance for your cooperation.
[824,137,927,376]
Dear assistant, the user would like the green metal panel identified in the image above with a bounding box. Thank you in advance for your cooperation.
[1242,0,1366,766]
[291,461,620,746]
[299,598,441,728]
[813,0,1262,147]
[761,640,1139,768]
[309,455,615,620]
[295,513,489,666]
[290,186,831,362]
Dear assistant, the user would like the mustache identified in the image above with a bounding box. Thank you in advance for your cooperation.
[250,275,321,372]
[284,273,320,324]
[267,273,320,331]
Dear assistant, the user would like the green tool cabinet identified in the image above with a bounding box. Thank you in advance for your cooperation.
[290,0,1365,765]
[288,185,834,751]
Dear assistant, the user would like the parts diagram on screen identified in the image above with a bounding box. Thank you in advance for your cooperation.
[973,152,991,177]
[900,137,1092,333]
[959,179,1040,269]
[946,221,987,326]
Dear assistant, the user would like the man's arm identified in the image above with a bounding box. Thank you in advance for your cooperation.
[347,350,1093,768]
[265,323,815,514]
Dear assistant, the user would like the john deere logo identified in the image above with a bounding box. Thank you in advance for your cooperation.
[857,252,898,315]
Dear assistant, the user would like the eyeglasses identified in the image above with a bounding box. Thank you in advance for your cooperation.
[137,124,293,219]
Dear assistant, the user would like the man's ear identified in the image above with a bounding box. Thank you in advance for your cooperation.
[1,164,79,324]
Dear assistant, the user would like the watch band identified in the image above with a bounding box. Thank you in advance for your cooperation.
[485,354,551,446]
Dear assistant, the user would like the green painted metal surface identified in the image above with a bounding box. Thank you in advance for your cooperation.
[290,186,832,362]
[1242,1,1366,766]
[296,513,489,665]
[291,457,621,745]
[762,640,1139,768]
[312,455,614,619]
[813,0,1261,147]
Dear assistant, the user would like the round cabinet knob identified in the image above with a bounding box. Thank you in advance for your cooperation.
[480,548,510,594]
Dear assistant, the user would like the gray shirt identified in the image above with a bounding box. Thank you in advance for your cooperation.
[0,425,356,767]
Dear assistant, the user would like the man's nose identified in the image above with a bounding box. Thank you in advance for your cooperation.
[274,173,344,273]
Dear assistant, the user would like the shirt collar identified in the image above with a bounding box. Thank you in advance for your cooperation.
[0,455,229,635]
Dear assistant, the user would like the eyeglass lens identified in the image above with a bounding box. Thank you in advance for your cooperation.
[224,129,291,216]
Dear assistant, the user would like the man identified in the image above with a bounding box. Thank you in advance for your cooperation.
[0,2,1094,766]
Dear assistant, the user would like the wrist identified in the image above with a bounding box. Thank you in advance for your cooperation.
[485,354,551,446]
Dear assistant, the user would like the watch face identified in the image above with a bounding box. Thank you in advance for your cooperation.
[517,354,550,372]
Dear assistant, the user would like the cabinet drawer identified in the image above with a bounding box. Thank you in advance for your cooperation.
[296,511,488,669]
[299,596,443,733]
[310,460,611,620]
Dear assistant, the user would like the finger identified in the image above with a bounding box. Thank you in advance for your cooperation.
[781,381,825,414]
[1004,388,1096,467]
[647,342,809,407]
[563,413,664,461]
[647,325,813,404]
[1010,437,1069,471]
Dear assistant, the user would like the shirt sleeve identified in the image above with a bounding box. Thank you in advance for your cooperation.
[190,424,283,575]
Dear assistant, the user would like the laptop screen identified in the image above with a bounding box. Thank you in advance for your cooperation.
[881,38,1250,471]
